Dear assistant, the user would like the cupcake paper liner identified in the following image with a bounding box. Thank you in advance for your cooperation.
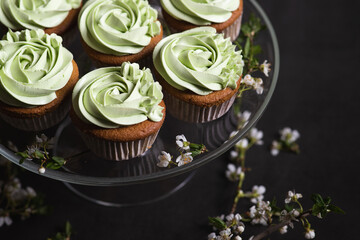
[222,14,243,42]
[0,97,71,132]
[163,91,237,123]
[78,130,160,161]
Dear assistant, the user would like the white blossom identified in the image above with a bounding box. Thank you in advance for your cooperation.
[236,138,248,149]
[176,134,190,151]
[225,164,243,182]
[38,167,46,174]
[305,229,315,239]
[279,225,288,234]
[249,200,272,226]
[219,228,232,240]
[237,111,251,127]
[248,128,264,145]
[230,150,238,160]
[242,74,255,87]
[226,213,242,224]
[285,190,303,204]
[280,127,300,143]
[234,236,242,240]
[253,78,264,95]
[250,185,266,204]
[157,151,172,168]
[208,232,217,240]
[260,60,271,77]
[0,215,12,227]
[236,225,245,234]
[176,152,193,166]
[270,140,280,156]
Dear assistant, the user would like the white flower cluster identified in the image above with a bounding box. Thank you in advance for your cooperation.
[157,135,194,167]
[241,74,264,95]
[0,178,37,227]
[228,127,263,162]
[249,200,272,226]
[237,110,251,128]
[280,128,300,143]
[225,164,243,182]
[271,127,300,156]
[208,213,245,240]
[248,185,266,204]
[285,190,303,204]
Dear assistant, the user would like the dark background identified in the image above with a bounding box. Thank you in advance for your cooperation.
[1,0,360,239]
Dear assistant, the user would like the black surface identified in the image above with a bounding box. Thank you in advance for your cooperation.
[1,0,360,239]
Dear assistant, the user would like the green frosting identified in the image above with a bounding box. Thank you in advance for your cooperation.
[72,62,164,128]
[79,0,161,56]
[0,29,74,107]
[153,27,243,95]
[0,0,81,30]
[161,0,239,25]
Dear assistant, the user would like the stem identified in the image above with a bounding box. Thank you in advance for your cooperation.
[230,172,245,214]
[252,210,312,240]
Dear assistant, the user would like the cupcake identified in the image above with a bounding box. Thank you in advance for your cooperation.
[0,29,79,131]
[153,27,243,123]
[71,62,166,161]
[161,0,243,41]
[78,0,163,67]
[0,0,82,36]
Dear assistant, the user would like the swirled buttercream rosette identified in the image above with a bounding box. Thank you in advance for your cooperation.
[153,27,243,123]
[78,0,163,67]
[161,0,243,41]
[0,0,82,36]
[0,29,79,131]
[71,62,166,161]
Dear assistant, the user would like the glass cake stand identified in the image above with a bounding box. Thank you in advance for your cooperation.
[0,0,279,206]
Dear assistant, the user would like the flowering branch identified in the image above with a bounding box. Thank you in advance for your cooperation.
[235,13,270,97]
[16,134,66,174]
[157,135,207,168]
[0,143,50,228]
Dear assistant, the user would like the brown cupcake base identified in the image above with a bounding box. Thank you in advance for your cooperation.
[162,1,243,41]
[0,60,79,131]
[81,26,163,68]
[70,101,166,161]
[154,69,240,123]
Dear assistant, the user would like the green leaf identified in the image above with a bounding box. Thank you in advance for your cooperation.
[311,194,324,205]
[52,156,65,165]
[208,217,227,230]
[46,162,61,170]
[19,157,26,164]
[16,151,29,158]
[34,150,44,159]
[284,204,294,212]
[328,205,345,214]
